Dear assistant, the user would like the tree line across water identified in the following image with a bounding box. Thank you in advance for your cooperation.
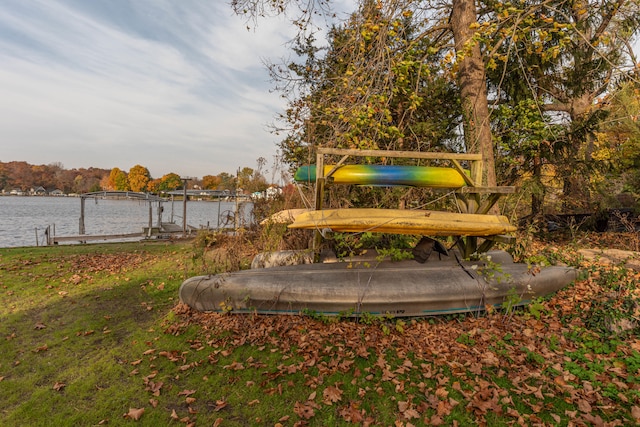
[0,160,272,195]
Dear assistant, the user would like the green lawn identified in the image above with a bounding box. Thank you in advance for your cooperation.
[1,237,639,426]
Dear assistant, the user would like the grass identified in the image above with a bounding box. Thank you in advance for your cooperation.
[1,233,639,426]
[1,242,196,426]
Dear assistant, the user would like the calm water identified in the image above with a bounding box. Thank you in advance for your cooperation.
[0,196,253,248]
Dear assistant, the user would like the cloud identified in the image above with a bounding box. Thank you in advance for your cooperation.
[0,0,297,179]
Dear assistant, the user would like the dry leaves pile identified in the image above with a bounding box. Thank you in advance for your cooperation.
[149,252,640,427]
[66,251,152,275]
[113,235,639,426]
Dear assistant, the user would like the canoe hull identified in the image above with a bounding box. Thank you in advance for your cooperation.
[179,251,577,316]
[288,208,517,236]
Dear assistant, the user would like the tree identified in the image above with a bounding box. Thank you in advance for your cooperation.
[273,1,462,170]
[158,173,183,191]
[73,174,85,194]
[238,162,269,193]
[0,163,8,190]
[202,175,222,190]
[217,172,237,191]
[128,165,151,192]
[593,80,640,198]
[234,0,640,213]
[108,168,129,191]
[482,0,640,212]
[451,0,495,186]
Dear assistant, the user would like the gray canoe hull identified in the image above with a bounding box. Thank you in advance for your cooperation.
[179,251,578,317]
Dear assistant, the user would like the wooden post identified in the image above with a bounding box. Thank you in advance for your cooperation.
[182,178,188,237]
[148,202,153,237]
[313,152,325,256]
[235,168,240,230]
[79,197,86,235]
[156,201,162,228]
[217,198,221,229]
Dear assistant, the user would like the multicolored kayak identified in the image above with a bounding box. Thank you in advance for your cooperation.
[294,165,468,188]
[288,208,516,236]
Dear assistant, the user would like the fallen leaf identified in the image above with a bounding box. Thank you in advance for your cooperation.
[145,381,163,396]
[214,400,227,411]
[481,351,499,366]
[34,322,47,330]
[294,401,316,419]
[339,401,364,423]
[632,406,640,421]
[322,385,343,405]
[577,399,592,413]
[403,408,420,420]
[213,418,223,427]
[53,382,65,391]
[123,407,144,421]
[429,415,444,425]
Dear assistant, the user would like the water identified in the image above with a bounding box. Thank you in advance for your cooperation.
[0,196,253,248]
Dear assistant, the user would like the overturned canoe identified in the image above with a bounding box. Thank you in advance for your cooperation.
[179,251,577,317]
[288,208,517,237]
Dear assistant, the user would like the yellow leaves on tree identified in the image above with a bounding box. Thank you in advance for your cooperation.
[127,164,151,193]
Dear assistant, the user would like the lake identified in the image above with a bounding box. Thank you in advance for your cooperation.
[0,196,254,248]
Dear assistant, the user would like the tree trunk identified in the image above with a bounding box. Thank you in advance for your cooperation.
[450,0,496,187]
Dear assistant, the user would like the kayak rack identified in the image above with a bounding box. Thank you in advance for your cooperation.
[310,148,516,258]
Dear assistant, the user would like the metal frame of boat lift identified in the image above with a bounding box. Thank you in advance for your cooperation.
[311,148,516,259]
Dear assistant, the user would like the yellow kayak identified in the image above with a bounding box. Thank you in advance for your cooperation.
[260,208,310,225]
[288,208,516,236]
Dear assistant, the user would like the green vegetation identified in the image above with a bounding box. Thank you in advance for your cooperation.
[1,232,639,426]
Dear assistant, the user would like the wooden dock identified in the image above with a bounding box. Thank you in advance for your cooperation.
[49,222,200,245]
[51,232,146,244]
[44,189,235,245]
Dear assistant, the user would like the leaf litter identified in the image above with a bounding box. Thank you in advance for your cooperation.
[2,236,639,425]
[145,234,640,426]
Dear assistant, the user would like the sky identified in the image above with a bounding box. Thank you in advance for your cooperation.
[0,0,352,180]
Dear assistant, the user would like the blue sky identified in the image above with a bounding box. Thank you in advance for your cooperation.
[0,0,352,179]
